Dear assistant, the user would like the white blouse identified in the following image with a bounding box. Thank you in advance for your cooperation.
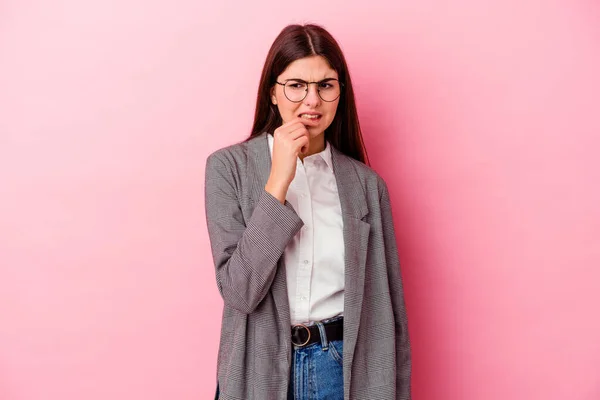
[267,133,345,325]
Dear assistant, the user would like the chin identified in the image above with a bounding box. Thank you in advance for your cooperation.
[307,122,330,134]
[307,128,326,138]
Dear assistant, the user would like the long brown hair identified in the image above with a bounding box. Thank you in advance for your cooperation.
[246,24,369,165]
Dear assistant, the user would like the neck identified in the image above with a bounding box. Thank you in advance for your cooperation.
[299,132,325,161]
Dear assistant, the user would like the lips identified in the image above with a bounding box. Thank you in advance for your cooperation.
[299,113,322,122]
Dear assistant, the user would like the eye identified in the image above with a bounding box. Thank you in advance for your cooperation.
[285,81,307,89]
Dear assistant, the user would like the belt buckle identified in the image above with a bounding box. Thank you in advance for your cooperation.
[291,324,311,347]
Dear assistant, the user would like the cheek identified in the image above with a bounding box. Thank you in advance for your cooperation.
[280,102,300,116]
[325,102,339,120]
[277,103,300,122]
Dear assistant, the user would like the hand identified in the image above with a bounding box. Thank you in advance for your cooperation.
[264,118,309,203]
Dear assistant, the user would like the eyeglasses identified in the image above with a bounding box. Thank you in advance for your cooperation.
[275,78,343,103]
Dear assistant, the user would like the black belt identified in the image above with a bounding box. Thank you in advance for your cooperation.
[291,317,343,347]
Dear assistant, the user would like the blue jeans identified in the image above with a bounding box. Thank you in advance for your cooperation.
[288,321,344,400]
[215,322,344,399]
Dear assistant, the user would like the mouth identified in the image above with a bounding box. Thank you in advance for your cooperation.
[298,113,322,123]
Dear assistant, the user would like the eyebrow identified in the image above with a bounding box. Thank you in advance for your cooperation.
[285,77,338,82]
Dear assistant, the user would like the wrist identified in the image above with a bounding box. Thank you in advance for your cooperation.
[265,178,289,204]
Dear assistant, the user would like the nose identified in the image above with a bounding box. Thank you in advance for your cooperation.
[303,83,321,107]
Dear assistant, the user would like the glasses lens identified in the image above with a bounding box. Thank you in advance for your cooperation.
[284,81,308,102]
[318,80,341,102]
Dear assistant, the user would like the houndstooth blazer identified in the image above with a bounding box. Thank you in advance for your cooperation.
[204,132,411,399]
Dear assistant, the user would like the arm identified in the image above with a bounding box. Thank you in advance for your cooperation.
[204,152,304,314]
[379,178,412,399]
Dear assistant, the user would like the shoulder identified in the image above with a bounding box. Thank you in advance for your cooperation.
[335,150,390,196]
[206,133,265,170]
[206,138,249,166]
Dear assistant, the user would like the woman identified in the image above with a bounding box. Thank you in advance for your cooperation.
[205,23,411,400]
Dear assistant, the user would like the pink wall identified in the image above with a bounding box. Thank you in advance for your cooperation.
[1,1,599,399]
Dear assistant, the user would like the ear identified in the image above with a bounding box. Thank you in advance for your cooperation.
[270,87,277,105]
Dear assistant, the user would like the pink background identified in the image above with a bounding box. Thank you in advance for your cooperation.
[1,0,599,399]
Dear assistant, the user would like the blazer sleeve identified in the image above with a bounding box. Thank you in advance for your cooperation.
[204,151,304,314]
[378,177,412,399]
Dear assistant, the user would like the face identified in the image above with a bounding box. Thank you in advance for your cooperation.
[271,55,340,138]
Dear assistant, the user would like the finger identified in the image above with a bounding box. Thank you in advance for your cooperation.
[287,125,309,140]
[296,135,310,154]
[274,122,303,141]
[277,117,305,132]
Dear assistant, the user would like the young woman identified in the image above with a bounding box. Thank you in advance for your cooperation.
[205,23,411,400]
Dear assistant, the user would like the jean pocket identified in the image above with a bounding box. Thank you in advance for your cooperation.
[328,340,343,366]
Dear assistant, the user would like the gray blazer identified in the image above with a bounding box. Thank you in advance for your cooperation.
[204,132,411,399]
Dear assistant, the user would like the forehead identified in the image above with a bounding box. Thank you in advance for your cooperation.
[279,55,338,81]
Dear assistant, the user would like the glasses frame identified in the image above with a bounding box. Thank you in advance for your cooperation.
[275,78,344,103]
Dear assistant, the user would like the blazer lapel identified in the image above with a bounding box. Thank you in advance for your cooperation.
[330,145,370,382]
[247,132,272,204]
